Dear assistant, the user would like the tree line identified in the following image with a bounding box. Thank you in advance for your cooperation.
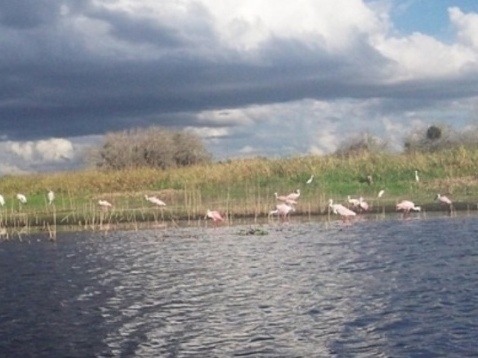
[335,124,478,157]
[87,123,478,170]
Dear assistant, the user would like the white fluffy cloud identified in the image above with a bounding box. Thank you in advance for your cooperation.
[0,136,100,175]
[203,0,385,51]
[80,1,478,81]
[7,138,74,162]
[450,7,478,49]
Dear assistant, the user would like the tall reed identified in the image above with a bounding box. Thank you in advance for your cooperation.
[1,148,478,229]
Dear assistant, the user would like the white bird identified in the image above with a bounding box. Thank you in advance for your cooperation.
[306,175,314,184]
[16,193,27,204]
[328,199,356,221]
[47,190,55,205]
[378,189,385,198]
[286,189,300,201]
[144,194,166,206]
[415,170,420,183]
[347,195,360,208]
[396,200,421,215]
[0,194,5,206]
[269,203,295,221]
[98,199,113,208]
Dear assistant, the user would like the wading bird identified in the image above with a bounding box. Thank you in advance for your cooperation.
[286,189,300,201]
[328,199,356,221]
[436,193,453,213]
[274,192,297,205]
[144,194,166,207]
[16,193,27,204]
[47,190,55,205]
[306,175,314,184]
[436,193,452,206]
[378,189,385,198]
[275,192,289,202]
[205,209,224,226]
[347,195,360,208]
[396,200,421,216]
[0,194,4,206]
[415,170,420,183]
[98,199,113,208]
[358,197,369,212]
[269,203,295,222]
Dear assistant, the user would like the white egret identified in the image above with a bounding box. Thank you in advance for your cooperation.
[16,194,27,204]
[47,190,55,205]
[98,199,113,208]
[144,195,166,206]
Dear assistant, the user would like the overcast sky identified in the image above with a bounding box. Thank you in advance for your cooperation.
[1,0,478,174]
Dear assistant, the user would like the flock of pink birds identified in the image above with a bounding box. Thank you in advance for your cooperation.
[92,172,455,226]
[328,191,453,222]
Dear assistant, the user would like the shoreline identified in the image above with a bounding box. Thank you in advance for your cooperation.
[0,200,474,239]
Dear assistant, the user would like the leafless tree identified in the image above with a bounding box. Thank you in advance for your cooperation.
[88,126,212,170]
[334,132,389,157]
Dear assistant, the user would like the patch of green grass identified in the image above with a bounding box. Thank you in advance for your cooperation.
[2,148,478,229]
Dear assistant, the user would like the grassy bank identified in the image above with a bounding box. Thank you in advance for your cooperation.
[1,147,478,233]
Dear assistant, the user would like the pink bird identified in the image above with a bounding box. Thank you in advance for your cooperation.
[274,192,297,205]
[328,199,356,221]
[205,209,224,226]
[275,192,289,201]
[396,200,421,216]
[436,193,453,213]
[358,197,369,212]
[347,195,360,208]
[269,203,295,222]
[145,194,166,207]
[98,199,113,208]
[286,189,300,201]
[436,193,452,206]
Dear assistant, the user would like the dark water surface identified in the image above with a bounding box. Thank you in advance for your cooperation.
[1,214,478,357]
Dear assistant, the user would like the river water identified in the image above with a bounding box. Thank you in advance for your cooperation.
[1,213,478,357]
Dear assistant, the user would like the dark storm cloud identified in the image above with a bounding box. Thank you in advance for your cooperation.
[0,0,62,29]
[0,0,477,149]
[0,0,400,141]
[0,16,397,141]
[85,1,215,48]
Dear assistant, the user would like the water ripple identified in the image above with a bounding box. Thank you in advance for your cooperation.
[1,214,478,356]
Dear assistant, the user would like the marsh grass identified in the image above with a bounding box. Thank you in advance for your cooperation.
[1,148,478,233]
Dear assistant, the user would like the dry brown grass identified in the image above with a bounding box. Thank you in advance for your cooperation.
[2,147,478,231]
